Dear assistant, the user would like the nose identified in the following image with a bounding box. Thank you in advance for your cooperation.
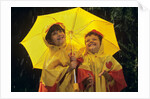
[59,31,64,34]
[57,32,63,36]
[89,39,94,43]
[86,40,93,45]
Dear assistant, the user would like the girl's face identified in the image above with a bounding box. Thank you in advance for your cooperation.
[85,34,100,54]
[51,30,66,46]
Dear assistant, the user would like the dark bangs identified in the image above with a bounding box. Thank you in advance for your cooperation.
[45,24,65,42]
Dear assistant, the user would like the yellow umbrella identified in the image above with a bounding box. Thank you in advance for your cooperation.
[20,7,120,69]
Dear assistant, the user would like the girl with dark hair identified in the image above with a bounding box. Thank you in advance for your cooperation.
[38,23,79,92]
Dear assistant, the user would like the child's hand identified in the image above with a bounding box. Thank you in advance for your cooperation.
[86,73,94,89]
[83,73,94,90]
[68,52,75,59]
[69,52,77,69]
[70,60,78,69]
[67,60,78,73]
[67,53,78,73]
[70,56,77,61]
[99,70,113,82]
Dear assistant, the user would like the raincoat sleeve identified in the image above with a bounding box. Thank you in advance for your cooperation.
[104,55,127,92]
[77,67,94,91]
[41,65,69,87]
[77,56,94,91]
[38,82,57,92]
[75,48,94,91]
[39,65,69,92]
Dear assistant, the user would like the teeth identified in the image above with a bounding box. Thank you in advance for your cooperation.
[57,37,64,40]
[89,43,96,47]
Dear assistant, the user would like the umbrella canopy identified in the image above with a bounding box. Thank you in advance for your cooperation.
[20,7,120,69]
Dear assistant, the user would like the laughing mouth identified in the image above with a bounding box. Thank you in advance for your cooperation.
[57,36,64,41]
[88,42,96,47]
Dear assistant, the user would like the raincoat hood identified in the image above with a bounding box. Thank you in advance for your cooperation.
[43,22,67,49]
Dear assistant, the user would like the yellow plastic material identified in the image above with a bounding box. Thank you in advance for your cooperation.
[73,83,79,92]
[20,7,120,69]
[78,43,122,92]
[39,42,78,87]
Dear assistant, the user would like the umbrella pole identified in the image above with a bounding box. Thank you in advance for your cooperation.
[73,69,79,92]
[69,31,79,92]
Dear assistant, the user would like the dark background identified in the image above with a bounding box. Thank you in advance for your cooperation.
[11,7,138,92]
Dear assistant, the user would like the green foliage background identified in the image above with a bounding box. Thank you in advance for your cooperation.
[11,7,138,92]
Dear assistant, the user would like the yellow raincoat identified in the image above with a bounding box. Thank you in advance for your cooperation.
[77,40,127,92]
[39,37,78,92]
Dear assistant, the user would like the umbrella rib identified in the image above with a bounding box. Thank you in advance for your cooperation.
[44,16,57,22]
[74,20,95,34]
[21,17,58,43]
[71,8,79,31]
[69,8,80,53]
[34,47,49,68]
[45,16,70,35]
[21,32,44,43]
[104,38,120,50]
[74,20,112,34]
[72,34,85,47]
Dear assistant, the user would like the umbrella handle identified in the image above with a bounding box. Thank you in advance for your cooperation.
[73,83,79,92]
[73,69,79,92]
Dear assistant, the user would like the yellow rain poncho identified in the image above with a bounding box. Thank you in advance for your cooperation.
[77,40,127,92]
[38,34,79,92]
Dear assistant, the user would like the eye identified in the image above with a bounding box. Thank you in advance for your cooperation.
[59,30,63,33]
[86,39,90,43]
[60,31,64,34]
[52,31,57,35]
[93,38,97,41]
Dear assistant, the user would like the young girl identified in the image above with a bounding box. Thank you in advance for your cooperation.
[77,29,127,92]
[38,23,78,92]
